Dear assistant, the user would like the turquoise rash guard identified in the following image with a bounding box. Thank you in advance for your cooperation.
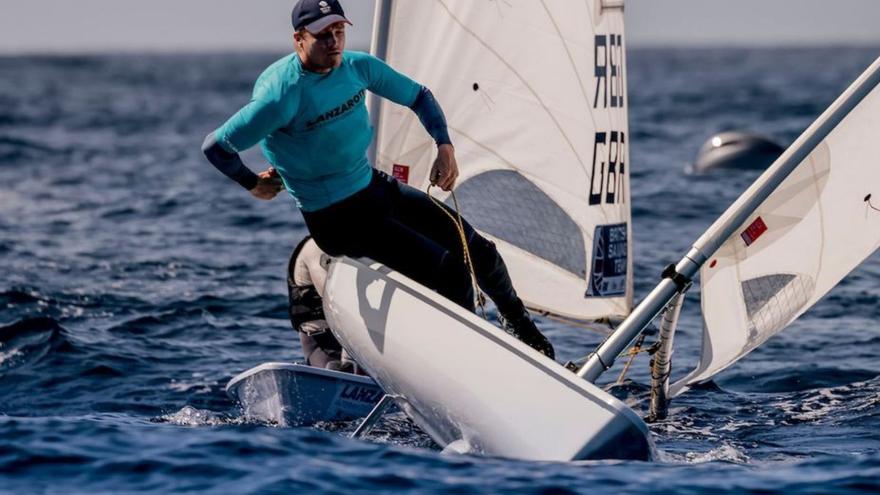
[214,51,422,212]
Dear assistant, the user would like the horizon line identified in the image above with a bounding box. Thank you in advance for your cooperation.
[1,42,878,57]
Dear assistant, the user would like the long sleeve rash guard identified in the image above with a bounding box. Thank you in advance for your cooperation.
[202,51,451,211]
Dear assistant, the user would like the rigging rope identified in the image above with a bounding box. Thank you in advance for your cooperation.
[426,184,487,318]
[424,184,621,332]
[614,333,648,385]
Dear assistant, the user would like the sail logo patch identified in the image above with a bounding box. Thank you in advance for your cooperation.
[741,217,768,246]
[586,223,628,298]
[392,164,410,184]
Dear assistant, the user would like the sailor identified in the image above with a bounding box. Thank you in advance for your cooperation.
[287,236,358,372]
[201,0,555,358]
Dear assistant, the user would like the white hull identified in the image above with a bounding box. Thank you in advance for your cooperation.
[226,362,383,427]
[324,257,652,461]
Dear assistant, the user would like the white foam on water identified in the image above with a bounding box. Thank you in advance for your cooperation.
[0,348,22,366]
[651,414,719,439]
[686,444,750,464]
[772,378,880,423]
[658,443,750,465]
[159,405,236,427]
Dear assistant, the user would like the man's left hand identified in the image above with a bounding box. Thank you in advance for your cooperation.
[430,144,459,191]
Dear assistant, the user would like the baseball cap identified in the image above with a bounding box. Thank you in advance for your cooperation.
[291,0,352,34]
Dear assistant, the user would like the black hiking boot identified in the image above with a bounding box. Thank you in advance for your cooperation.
[499,308,555,360]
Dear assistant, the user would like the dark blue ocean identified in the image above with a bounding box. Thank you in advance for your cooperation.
[1,47,879,494]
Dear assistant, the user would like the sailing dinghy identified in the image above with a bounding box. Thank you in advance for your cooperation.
[324,0,650,461]
[224,0,880,457]
[328,0,880,458]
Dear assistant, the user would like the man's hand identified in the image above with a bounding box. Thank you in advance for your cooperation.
[429,144,459,191]
[250,167,284,200]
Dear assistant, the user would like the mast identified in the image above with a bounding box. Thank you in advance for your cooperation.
[578,56,880,383]
[366,0,393,167]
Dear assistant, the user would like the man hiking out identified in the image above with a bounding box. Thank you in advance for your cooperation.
[202,0,554,359]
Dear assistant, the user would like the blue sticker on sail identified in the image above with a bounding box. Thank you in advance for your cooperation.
[586,223,628,297]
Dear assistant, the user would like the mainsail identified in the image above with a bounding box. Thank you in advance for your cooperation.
[369,0,632,322]
[670,57,880,395]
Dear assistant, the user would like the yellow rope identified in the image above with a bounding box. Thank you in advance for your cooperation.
[615,333,647,385]
[426,184,487,318]
[423,185,625,332]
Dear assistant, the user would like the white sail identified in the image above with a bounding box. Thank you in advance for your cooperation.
[370,0,632,322]
[671,57,880,394]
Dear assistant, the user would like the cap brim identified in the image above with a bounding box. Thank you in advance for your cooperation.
[304,15,352,34]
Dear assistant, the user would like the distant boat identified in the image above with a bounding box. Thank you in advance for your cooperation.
[228,0,880,463]
[688,131,784,173]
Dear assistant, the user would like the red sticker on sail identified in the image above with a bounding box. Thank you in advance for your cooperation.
[392,164,410,184]
[741,216,768,246]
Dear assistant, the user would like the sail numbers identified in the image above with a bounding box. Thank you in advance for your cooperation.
[593,34,625,109]
[589,131,626,205]
[590,32,627,206]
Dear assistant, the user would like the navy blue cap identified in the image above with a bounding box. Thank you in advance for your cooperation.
[291,0,352,33]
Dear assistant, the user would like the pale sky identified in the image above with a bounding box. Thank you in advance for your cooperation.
[1,0,879,54]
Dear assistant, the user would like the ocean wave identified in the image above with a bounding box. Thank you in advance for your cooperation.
[770,375,880,425]
[0,317,70,372]
[0,287,149,322]
[0,135,62,163]
[0,287,47,306]
[724,365,878,393]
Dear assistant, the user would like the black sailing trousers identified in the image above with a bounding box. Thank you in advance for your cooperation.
[302,169,525,317]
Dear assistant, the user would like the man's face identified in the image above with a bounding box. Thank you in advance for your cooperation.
[295,22,347,72]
